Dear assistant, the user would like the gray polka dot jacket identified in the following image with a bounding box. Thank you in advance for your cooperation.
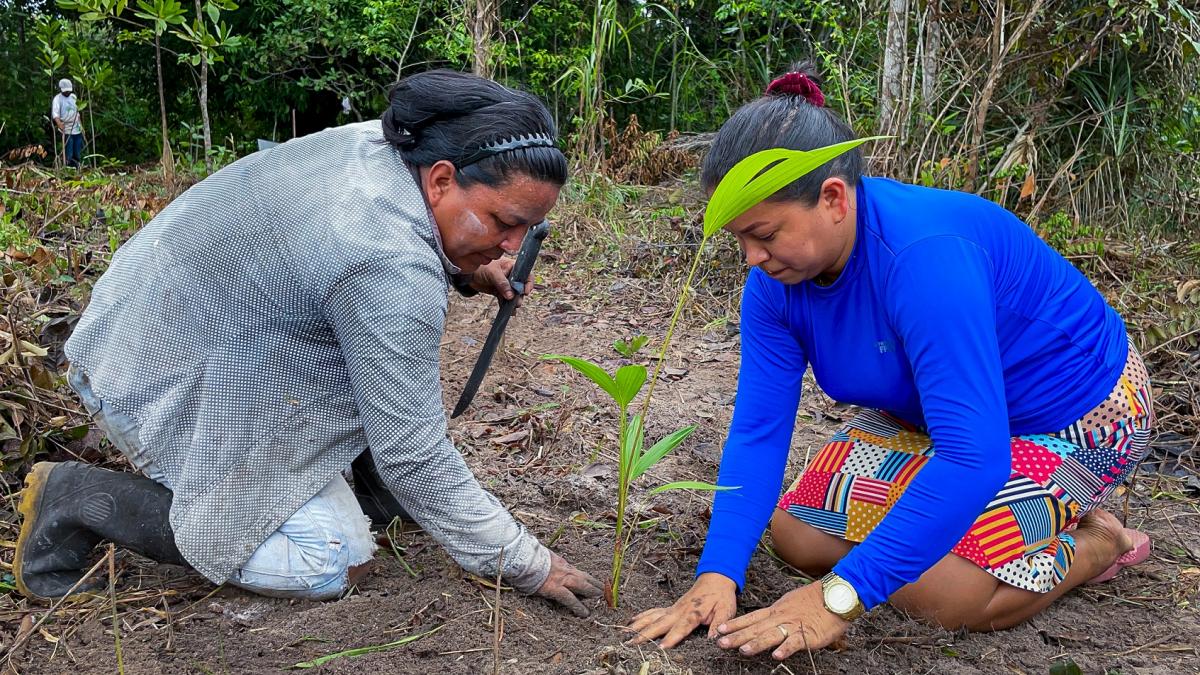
[64,121,552,592]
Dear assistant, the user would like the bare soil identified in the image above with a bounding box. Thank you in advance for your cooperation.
[5,272,1200,675]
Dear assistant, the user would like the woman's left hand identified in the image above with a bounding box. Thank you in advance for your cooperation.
[714,581,850,660]
[469,258,533,305]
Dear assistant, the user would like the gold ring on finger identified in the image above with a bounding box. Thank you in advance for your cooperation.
[777,624,789,639]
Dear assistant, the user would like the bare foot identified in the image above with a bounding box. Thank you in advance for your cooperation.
[1077,508,1133,561]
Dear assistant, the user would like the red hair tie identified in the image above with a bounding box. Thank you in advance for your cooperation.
[766,72,825,107]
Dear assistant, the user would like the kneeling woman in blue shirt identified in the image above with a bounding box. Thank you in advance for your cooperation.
[629,63,1153,659]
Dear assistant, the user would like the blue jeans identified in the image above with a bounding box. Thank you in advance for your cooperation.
[68,367,376,600]
[64,133,83,168]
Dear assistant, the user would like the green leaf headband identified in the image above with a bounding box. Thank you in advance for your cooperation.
[701,137,888,239]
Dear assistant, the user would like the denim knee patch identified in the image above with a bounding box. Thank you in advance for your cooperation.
[231,476,375,600]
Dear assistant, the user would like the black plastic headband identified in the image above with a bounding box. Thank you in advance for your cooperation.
[458,134,557,167]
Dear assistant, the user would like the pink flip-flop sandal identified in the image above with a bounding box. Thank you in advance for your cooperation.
[1087,528,1151,584]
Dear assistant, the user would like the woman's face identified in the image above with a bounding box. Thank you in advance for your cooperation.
[423,161,561,273]
[721,177,857,285]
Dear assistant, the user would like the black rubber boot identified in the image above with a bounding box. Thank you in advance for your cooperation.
[350,450,412,528]
[14,461,187,600]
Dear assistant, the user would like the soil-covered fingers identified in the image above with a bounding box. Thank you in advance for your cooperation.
[624,606,702,648]
[564,568,603,597]
[771,625,822,660]
[624,607,670,644]
[716,606,769,640]
[539,582,591,618]
[706,599,736,639]
[725,622,791,656]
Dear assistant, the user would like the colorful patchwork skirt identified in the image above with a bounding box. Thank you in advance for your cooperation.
[778,342,1153,593]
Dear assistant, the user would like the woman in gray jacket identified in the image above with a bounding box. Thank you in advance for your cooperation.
[14,70,602,616]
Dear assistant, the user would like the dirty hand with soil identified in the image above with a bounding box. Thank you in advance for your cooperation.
[537,552,604,617]
[627,572,847,659]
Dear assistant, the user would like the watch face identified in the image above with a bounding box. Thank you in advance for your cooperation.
[826,582,857,614]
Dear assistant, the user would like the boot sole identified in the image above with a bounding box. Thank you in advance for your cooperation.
[13,462,56,600]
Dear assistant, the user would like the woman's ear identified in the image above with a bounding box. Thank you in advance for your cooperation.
[820,176,851,223]
[423,160,458,208]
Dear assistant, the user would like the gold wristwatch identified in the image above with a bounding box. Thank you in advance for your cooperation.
[820,572,866,621]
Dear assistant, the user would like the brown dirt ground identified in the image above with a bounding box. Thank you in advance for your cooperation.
[3,267,1200,675]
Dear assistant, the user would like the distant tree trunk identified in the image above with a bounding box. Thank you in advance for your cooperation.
[966,0,1044,191]
[154,32,174,186]
[877,0,909,141]
[471,0,497,79]
[88,94,96,169]
[196,0,212,174]
[921,0,941,119]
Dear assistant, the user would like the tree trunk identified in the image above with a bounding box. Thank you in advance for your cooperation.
[154,32,174,186]
[921,0,941,119]
[196,0,212,174]
[470,0,496,79]
[877,0,909,141]
[965,0,1044,191]
[88,94,96,169]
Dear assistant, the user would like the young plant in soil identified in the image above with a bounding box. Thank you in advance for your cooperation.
[542,350,720,607]
[547,138,879,608]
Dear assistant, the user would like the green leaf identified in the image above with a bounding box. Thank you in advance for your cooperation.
[1049,659,1082,675]
[290,626,443,669]
[541,354,619,404]
[613,364,647,408]
[631,425,696,479]
[621,415,644,472]
[63,424,90,440]
[613,334,649,358]
[702,137,888,238]
[650,481,739,494]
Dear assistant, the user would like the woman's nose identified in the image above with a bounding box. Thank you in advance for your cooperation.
[743,242,769,267]
[501,224,531,253]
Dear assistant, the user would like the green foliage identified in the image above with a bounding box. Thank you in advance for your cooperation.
[1049,658,1083,675]
[0,198,29,251]
[612,334,648,358]
[172,0,242,69]
[2,0,1198,232]
[132,0,186,34]
[1038,211,1105,257]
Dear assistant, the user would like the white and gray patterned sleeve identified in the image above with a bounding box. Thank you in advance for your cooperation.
[323,254,551,593]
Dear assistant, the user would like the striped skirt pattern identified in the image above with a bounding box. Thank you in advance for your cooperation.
[778,343,1153,593]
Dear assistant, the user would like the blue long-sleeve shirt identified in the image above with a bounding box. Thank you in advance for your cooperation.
[697,177,1128,608]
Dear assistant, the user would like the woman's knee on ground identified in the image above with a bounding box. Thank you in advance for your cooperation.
[768,508,851,577]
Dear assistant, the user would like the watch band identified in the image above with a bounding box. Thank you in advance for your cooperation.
[820,572,866,621]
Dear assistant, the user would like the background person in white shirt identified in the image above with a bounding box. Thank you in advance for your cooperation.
[51,78,84,168]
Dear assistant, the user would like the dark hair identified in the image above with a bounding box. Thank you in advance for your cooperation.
[701,61,861,206]
[381,69,567,189]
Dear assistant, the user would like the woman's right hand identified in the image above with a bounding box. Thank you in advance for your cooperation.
[625,573,739,648]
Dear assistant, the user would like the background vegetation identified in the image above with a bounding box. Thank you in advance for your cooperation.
[2,0,1198,231]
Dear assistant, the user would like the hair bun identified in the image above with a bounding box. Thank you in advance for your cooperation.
[765,72,825,107]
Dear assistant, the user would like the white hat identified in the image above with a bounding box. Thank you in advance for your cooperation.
[58,78,73,92]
